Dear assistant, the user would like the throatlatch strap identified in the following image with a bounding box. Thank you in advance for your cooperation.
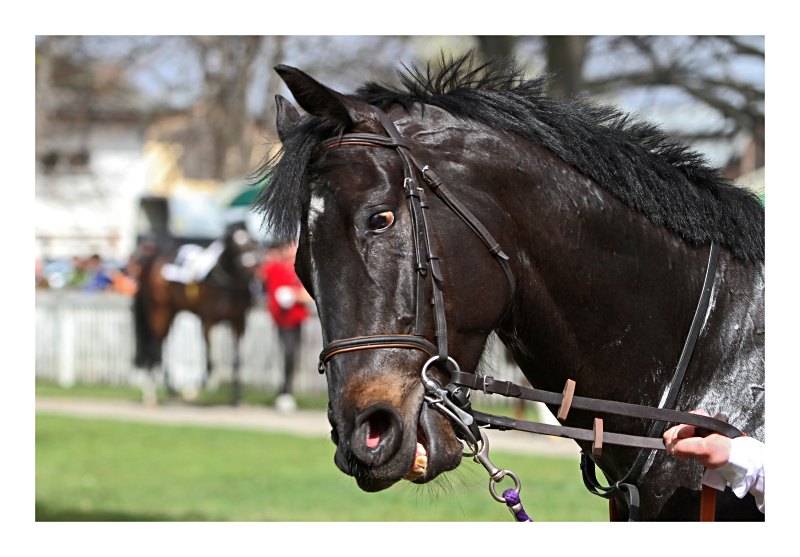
[417,163,516,300]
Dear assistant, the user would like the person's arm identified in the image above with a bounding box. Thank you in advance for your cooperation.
[663,411,764,513]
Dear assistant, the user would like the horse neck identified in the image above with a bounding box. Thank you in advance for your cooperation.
[490,142,714,408]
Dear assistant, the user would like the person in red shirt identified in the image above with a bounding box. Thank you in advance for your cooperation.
[260,241,311,411]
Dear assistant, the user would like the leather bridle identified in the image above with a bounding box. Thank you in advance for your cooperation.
[317,108,515,373]
[312,106,741,521]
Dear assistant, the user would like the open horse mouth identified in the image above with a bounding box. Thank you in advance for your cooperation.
[334,396,463,492]
[402,428,429,481]
[410,402,464,484]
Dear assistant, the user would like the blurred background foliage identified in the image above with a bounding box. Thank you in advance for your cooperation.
[35,35,764,184]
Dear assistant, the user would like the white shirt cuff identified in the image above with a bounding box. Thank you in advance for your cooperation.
[701,436,765,513]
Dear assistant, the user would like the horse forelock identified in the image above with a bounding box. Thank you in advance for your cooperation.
[252,117,343,242]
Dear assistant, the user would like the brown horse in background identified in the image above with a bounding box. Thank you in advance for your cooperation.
[133,221,261,405]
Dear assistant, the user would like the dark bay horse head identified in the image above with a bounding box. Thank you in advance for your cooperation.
[256,56,764,517]
[261,66,517,492]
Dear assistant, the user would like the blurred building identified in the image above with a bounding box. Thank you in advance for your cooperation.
[35,103,269,264]
[35,102,151,262]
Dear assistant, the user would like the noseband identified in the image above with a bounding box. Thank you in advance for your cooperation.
[316,108,515,373]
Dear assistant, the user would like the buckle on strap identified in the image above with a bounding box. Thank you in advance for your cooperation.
[485,376,522,397]
[447,371,522,398]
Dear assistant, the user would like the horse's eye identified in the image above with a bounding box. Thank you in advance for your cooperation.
[367,211,395,232]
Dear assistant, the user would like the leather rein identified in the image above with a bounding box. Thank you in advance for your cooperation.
[314,107,740,521]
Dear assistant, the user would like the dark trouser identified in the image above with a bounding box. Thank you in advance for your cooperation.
[278,325,302,395]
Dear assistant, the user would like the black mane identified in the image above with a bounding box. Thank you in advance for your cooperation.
[255,54,764,263]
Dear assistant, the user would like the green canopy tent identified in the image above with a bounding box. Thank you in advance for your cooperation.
[228,185,263,208]
[219,178,266,209]
[220,180,272,243]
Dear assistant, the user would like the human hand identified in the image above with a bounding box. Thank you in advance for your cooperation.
[296,286,313,304]
[663,410,732,469]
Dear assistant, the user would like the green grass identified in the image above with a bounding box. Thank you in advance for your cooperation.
[35,379,330,410]
[36,380,147,402]
[36,414,607,522]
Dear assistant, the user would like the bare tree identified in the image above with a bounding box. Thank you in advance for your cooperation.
[543,36,589,97]
[475,35,764,168]
[184,36,264,181]
[37,35,763,182]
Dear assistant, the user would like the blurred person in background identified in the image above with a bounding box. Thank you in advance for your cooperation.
[35,258,44,288]
[82,254,114,292]
[67,255,88,288]
[260,241,311,412]
[110,258,138,296]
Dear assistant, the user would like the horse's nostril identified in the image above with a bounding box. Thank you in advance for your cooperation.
[365,411,391,449]
[351,405,403,467]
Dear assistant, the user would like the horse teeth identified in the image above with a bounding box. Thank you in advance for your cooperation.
[403,441,428,481]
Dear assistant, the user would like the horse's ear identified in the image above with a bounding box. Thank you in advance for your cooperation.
[275,65,374,130]
[275,94,301,142]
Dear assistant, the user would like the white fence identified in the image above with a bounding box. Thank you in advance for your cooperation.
[35,291,327,395]
[35,291,544,414]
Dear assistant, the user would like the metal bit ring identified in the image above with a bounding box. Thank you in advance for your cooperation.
[488,469,522,503]
[420,356,460,391]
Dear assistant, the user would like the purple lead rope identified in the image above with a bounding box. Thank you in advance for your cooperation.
[469,430,533,522]
[503,488,533,522]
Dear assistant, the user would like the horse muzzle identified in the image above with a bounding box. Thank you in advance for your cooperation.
[329,392,462,492]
